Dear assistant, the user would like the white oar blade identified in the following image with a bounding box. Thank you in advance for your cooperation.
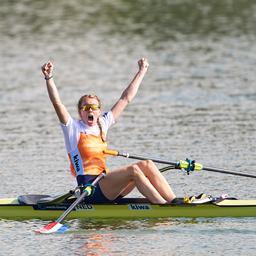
[35,221,67,234]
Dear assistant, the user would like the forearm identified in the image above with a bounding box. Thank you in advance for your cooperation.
[45,78,63,106]
[44,77,69,124]
[109,58,149,121]
[120,69,147,103]
[41,61,69,124]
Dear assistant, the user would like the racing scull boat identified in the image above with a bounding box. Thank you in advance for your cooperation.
[0,193,255,220]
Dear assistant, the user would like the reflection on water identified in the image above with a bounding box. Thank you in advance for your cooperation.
[77,218,180,231]
[68,217,256,255]
[1,217,255,256]
[78,233,113,256]
[69,216,254,232]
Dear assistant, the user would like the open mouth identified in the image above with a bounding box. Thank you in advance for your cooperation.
[88,113,94,122]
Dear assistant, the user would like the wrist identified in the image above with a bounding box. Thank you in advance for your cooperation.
[138,68,147,74]
[45,75,53,80]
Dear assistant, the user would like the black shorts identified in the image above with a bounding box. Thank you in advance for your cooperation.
[76,175,112,203]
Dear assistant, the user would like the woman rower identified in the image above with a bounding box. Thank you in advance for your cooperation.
[41,58,176,204]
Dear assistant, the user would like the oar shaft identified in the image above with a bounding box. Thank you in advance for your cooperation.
[129,153,256,178]
[203,166,256,178]
[56,172,105,223]
[104,149,256,179]
[117,152,177,166]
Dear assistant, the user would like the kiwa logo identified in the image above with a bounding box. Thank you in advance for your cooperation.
[73,154,81,173]
[128,204,152,210]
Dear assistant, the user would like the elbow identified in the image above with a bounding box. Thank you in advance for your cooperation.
[121,96,131,104]
[125,97,132,104]
[120,93,132,104]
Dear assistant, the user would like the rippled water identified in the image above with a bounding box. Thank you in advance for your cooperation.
[0,0,256,255]
[1,218,256,256]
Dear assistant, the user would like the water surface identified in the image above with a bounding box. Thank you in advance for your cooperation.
[0,0,256,255]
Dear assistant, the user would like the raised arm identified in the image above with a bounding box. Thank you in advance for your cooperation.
[111,58,149,121]
[41,62,70,125]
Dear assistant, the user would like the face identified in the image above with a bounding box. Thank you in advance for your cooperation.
[79,97,101,126]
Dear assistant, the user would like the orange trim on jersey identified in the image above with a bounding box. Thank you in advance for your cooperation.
[68,133,109,176]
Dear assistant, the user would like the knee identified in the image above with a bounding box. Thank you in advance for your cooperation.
[144,160,155,168]
[127,165,144,180]
[139,160,156,171]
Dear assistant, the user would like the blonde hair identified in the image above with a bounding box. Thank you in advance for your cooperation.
[77,94,105,142]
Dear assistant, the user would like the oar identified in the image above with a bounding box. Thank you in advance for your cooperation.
[35,171,106,234]
[104,149,256,179]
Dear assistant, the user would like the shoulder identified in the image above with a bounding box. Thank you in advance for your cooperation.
[102,111,114,121]
[101,111,115,127]
[60,115,80,129]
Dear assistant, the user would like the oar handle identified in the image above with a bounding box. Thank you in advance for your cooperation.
[104,149,119,156]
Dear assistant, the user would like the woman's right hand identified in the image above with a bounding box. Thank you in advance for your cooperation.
[41,61,53,78]
[138,58,149,73]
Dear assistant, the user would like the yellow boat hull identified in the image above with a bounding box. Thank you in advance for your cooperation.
[0,197,256,220]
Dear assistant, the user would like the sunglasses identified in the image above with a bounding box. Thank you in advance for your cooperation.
[81,104,100,111]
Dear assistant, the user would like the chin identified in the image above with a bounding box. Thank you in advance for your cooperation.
[86,121,96,126]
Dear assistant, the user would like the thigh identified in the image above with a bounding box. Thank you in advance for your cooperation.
[99,166,134,200]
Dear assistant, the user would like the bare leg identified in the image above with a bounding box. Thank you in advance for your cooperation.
[136,160,176,202]
[119,181,135,197]
[116,161,176,201]
[99,164,167,204]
